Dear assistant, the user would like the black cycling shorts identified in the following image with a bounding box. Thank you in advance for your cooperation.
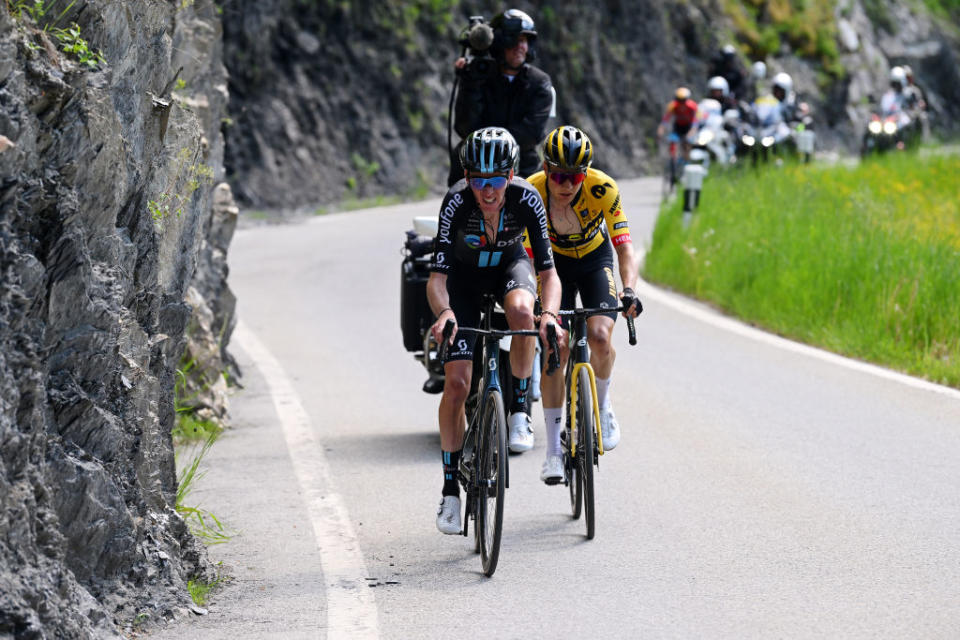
[554,240,618,325]
[674,122,693,137]
[444,257,538,362]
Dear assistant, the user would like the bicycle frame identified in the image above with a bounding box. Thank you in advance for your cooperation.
[557,305,637,458]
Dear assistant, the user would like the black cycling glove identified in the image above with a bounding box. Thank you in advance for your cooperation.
[621,287,643,316]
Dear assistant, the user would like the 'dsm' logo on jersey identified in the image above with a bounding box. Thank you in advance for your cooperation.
[464,234,487,249]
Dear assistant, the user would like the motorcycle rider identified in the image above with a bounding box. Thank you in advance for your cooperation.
[429,127,564,533]
[449,9,553,185]
[708,44,747,101]
[524,126,642,482]
[902,65,929,140]
[748,60,767,103]
[707,75,737,112]
[771,72,798,124]
[880,66,915,142]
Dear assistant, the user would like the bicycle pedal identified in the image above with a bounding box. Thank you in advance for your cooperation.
[543,476,563,486]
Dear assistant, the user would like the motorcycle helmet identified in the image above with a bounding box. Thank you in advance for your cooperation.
[674,87,691,102]
[543,125,593,171]
[707,76,730,99]
[889,66,907,90]
[490,9,537,54]
[460,127,519,174]
[772,72,792,100]
[721,44,737,59]
[752,60,767,80]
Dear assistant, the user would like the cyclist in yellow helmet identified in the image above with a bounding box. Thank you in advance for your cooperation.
[525,125,641,483]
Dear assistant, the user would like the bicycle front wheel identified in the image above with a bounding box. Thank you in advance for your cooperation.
[577,367,596,540]
[476,389,507,576]
[661,157,674,201]
[566,414,582,519]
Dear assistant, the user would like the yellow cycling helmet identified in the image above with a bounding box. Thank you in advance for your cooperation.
[543,125,593,171]
[674,87,691,101]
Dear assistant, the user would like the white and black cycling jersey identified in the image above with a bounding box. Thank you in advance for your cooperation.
[432,177,554,274]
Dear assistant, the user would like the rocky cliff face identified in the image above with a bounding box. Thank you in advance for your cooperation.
[0,0,234,635]
[219,0,960,211]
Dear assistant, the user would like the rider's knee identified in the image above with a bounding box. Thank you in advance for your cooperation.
[504,303,534,329]
[443,370,471,404]
[587,324,613,352]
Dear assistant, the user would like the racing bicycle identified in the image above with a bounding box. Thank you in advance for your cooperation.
[438,295,557,576]
[546,304,637,540]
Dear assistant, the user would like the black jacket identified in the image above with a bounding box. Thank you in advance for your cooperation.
[449,63,553,184]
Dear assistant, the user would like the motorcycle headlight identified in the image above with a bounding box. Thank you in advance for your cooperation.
[883,121,898,135]
[697,130,714,145]
[742,135,755,146]
[868,121,882,134]
[761,136,775,147]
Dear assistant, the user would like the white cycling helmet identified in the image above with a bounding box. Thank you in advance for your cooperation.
[772,72,793,94]
[752,60,767,80]
[707,75,729,98]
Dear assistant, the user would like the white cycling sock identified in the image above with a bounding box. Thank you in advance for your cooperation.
[596,376,612,410]
[543,407,563,457]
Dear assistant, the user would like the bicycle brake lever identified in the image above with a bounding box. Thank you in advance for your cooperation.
[545,323,560,375]
[437,319,455,361]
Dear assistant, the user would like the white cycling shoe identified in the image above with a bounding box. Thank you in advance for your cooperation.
[600,407,621,451]
[540,454,564,485]
[436,496,461,535]
[508,412,534,452]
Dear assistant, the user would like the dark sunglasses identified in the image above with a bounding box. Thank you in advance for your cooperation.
[469,176,509,190]
[548,171,586,186]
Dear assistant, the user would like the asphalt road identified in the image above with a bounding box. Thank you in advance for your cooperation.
[148,177,960,639]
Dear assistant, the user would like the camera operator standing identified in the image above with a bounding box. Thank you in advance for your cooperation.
[447,9,554,185]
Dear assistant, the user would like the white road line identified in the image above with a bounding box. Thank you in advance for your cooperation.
[633,247,960,401]
[233,321,380,639]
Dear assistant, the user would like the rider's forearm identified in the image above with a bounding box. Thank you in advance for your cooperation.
[426,273,451,316]
[615,242,638,291]
[539,268,562,317]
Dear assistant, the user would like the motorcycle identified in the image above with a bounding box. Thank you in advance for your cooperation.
[400,217,443,393]
[861,112,910,157]
[691,98,733,168]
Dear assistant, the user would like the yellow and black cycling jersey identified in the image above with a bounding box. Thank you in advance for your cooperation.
[523,168,632,259]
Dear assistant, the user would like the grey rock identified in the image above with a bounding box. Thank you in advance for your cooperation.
[219,0,960,211]
[838,18,861,52]
[0,0,234,636]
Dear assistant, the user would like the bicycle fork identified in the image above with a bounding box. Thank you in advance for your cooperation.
[568,362,602,458]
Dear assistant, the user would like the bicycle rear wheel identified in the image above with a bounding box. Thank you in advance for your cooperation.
[476,389,506,576]
[577,367,596,540]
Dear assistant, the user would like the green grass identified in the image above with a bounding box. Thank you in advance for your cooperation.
[187,572,225,607]
[644,152,960,388]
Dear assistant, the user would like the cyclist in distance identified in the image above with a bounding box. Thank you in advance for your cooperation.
[525,126,641,483]
[429,127,565,534]
[449,8,553,185]
[657,87,700,160]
